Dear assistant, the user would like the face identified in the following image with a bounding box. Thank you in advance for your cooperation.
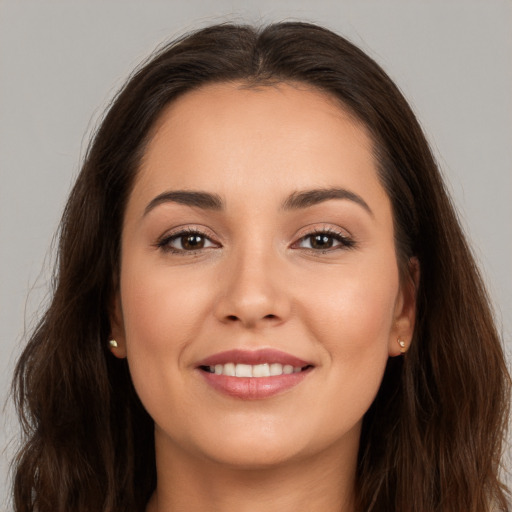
[111,82,416,469]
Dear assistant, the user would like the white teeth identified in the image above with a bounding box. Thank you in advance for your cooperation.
[206,362,305,377]
[269,363,283,376]
[252,363,270,377]
[235,364,253,377]
[224,362,236,376]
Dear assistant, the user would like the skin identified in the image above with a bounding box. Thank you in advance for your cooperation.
[111,82,417,512]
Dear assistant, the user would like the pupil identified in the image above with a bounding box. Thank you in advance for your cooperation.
[183,234,204,250]
[312,234,332,249]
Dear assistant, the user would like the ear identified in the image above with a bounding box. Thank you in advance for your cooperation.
[108,291,127,359]
[388,257,420,357]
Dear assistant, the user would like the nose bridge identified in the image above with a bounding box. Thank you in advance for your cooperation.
[214,233,290,327]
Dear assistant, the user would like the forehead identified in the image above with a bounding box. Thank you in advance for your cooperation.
[131,82,387,213]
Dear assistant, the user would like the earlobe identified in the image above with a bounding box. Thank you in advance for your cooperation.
[108,293,127,358]
[389,257,420,357]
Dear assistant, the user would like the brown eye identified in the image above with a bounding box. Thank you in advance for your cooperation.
[158,230,217,253]
[309,234,335,249]
[296,230,355,251]
[180,234,206,250]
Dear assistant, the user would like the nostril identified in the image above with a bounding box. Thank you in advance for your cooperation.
[224,313,277,323]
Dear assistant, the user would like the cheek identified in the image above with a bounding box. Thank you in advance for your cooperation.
[300,259,399,348]
[118,261,215,412]
[121,263,211,352]
[297,255,399,398]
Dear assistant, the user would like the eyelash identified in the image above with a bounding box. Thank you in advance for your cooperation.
[156,227,356,255]
[156,228,217,254]
[293,228,356,253]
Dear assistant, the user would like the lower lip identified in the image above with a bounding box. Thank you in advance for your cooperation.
[199,368,312,399]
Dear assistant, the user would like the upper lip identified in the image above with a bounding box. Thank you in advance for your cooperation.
[196,348,313,368]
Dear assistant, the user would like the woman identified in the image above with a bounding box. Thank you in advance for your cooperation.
[12,22,510,512]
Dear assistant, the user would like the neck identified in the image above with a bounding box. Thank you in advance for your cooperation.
[146,430,359,512]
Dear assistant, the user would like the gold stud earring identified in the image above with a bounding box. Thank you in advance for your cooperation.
[398,338,406,354]
[109,339,118,348]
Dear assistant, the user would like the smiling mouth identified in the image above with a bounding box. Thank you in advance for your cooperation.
[195,348,315,399]
[199,362,313,377]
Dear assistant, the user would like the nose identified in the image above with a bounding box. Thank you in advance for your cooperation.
[213,245,291,329]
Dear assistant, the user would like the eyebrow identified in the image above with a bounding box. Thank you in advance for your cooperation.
[282,188,373,216]
[143,187,373,217]
[144,190,223,216]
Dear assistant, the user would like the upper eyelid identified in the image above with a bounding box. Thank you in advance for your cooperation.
[157,225,351,240]
[293,224,352,240]
[159,224,348,237]
[160,225,218,241]
[299,229,348,240]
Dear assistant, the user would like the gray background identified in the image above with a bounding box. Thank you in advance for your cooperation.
[1,0,511,508]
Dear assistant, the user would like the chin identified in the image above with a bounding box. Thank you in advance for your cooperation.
[199,440,308,470]
[180,418,354,471]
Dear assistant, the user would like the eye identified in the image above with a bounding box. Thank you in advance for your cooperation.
[157,229,218,253]
[295,229,355,252]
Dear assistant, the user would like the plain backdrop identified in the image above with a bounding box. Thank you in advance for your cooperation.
[1,0,511,508]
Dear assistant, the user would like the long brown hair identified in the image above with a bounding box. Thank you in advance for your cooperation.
[12,22,510,512]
